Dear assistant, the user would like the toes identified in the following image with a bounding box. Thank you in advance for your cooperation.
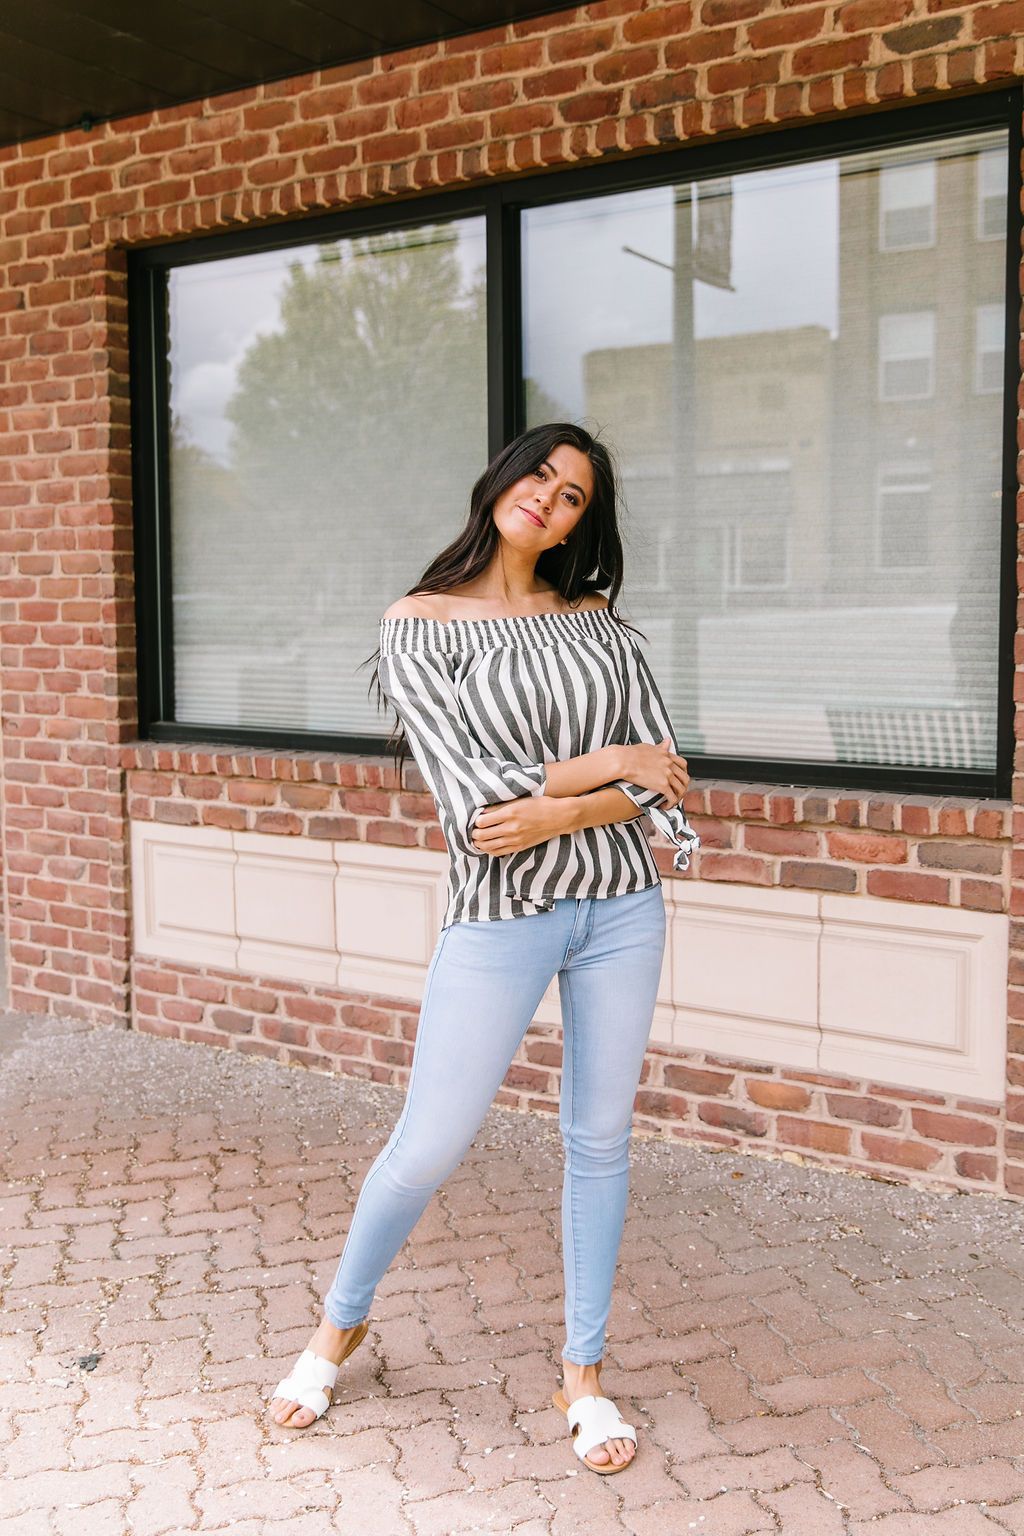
[586,1437,635,1466]
[270,1396,310,1428]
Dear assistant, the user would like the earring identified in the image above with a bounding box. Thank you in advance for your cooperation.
[560,538,568,544]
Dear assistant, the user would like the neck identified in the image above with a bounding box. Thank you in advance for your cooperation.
[473,551,549,603]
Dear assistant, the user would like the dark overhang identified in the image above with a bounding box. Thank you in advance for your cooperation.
[0,0,571,150]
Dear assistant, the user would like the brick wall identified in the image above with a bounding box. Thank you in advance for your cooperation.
[2,0,1023,1196]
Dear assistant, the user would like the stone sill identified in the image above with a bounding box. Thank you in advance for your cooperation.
[119,742,1012,841]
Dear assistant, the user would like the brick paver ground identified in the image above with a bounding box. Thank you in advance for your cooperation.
[2,1012,1023,1535]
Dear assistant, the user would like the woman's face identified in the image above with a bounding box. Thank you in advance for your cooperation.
[492,442,595,553]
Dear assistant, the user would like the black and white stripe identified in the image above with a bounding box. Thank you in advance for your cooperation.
[378,607,700,928]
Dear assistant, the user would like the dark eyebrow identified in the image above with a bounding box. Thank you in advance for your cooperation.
[540,459,588,503]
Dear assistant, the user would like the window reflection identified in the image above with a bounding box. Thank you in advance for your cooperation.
[878,159,936,250]
[167,218,487,732]
[523,128,1008,772]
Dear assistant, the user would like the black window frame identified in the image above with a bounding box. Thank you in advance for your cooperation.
[129,84,1023,798]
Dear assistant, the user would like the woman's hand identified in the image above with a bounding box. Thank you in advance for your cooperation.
[470,795,577,857]
[618,738,690,809]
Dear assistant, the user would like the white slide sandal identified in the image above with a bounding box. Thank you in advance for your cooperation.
[270,1320,369,1426]
[551,1388,638,1473]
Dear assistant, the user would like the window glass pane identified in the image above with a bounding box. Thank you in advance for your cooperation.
[878,310,935,400]
[977,146,1007,240]
[975,302,1004,394]
[167,217,487,731]
[879,159,935,249]
[522,126,1008,774]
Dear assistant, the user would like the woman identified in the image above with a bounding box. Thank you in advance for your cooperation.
[268,423,699,1475]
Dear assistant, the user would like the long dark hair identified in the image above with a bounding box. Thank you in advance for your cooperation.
[363,422,643,775]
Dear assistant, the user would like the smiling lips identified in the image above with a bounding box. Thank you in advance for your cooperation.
[519,505,545,528]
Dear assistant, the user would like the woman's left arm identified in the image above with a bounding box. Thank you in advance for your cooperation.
[567,786,648,832]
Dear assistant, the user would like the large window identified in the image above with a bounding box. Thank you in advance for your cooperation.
[130,90,1019,795]
[157,217,486,735]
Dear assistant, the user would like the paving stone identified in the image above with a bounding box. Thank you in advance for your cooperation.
[891,1458,1024,1512]
[124,1457,199,1536]
[51,1503,124,1536]
[618,1486,772,1534]
[848,1509,1010,1533]
[758,1479,850,1532]
[982,1496,1024,1534]
[796,1437,913,1521]
[679,1443,817,1498]
[840,1396,945,1475]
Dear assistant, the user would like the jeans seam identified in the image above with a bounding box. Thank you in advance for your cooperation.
[561,966,584,1362]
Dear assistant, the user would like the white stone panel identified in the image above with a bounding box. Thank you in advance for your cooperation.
[666,880,821,1071]
[131,820,237,968]
[819,893,1008,1100]
[234,830,338,986]
[335,842,448,1000]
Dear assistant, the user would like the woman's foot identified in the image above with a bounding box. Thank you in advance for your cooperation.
[269,1318,366,1428]
[560,1355,636,1468]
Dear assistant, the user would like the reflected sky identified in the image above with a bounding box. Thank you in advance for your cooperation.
[524,161,839,418]
[169,224,485,463]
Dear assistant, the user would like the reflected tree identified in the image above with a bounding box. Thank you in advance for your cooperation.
[220,228,488,644]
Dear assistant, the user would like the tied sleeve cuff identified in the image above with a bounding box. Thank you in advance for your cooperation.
[608,778,701,873]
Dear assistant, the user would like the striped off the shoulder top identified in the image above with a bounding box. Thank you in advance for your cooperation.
[378,605,700,928]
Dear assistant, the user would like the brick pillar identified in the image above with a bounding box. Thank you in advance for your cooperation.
[0,227,133,1026]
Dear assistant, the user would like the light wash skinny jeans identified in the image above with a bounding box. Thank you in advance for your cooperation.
[323,881,666,1365]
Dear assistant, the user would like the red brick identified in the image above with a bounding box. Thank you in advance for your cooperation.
[698,852,772,885]
[340,1003,393,1032]
[210,1009,253,1036]
[561,88,624,122]
[827,830,908,864]
[960,1,1023,41]
[745,1079,811,1111]
[313,1026,368,1056]
[697,1101,769,1136]
[792,37,872,74]
[635,1087,693,1124]
[824,1093,902,1128]
[866,870,950,904]
[665,29,739,66]
[663,1064,735,1095]
[282,996,337,1027]
[748,8,827,48]
[777,1116,852,1154]
[257,1017,309,1047]
[861,1133,943,1170]
[838,0,913,28]
[910,1109,997,1146]
[622,2,694,41]
[954,1150,998,1181]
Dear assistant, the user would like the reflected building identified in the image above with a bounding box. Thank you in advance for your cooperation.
[584,325,833,761]
[826,140,1005,768]
[565,134,1007,770]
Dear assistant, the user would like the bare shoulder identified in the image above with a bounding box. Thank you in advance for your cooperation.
[382,593,443,622]
[578,592,610,613]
